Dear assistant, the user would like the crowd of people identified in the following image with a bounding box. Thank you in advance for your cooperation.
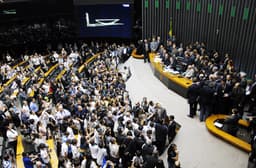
[137,36,256,121]
[137,35,256,166]
[0,42,181,168]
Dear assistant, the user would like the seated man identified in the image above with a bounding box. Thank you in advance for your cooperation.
[223,108,240,136]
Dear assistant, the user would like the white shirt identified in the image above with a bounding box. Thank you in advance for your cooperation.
[96,147,107,166]
[109,143,119,158]
[40,148,50,163]
[89,143,99,159]
[22,105,30,113]
[3,159,12,168]
[53,52,59,60]
[81,159,98,168]
[55,109,71,123]
[6,55,12,62]
[61,142,68,157]
[29,114,39,125]
[71,145,80,159]
[6,129,18,142]
[67,127,74,140]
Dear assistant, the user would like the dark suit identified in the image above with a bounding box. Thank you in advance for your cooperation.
[230,86,245,115]
[187,83,199,117]
[155,123,168,155]
[198,84,215,121]
[216,82,232,114]
[143,42,150,63]
[168,121,177,143]
[223,114,240,136]
[143,155,164,168]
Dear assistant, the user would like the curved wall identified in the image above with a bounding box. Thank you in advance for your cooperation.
[142,0,256,77]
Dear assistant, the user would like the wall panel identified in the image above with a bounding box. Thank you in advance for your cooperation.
[142,0,256,77]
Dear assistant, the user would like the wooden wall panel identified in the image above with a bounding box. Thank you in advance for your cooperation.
[142,0,256,77]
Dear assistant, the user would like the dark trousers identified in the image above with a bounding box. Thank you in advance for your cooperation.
[199,104,212,122]
[156,140,166,155]
[8,140,17,156]
[189,102,197,116]
[144,51,149,63]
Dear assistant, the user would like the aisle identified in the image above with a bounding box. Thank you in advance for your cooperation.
[121,58,248,168]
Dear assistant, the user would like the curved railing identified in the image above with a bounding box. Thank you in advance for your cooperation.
[131,49,144,59]
[205,114,251,152]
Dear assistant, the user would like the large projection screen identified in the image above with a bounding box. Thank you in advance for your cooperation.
[74,1,133,39]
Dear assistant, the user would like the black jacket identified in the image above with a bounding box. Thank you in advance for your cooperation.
[187,83,199,104]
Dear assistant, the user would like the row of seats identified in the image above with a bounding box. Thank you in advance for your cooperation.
[15,52,101,168]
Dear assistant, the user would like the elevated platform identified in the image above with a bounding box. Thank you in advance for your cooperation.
[206,114,251,153]
[149,53,192,97]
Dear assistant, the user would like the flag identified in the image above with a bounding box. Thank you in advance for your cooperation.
[169,18,173,38]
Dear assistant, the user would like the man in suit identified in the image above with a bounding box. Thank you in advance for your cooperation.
[216,79,232,114]
[198,81,215,121]
[168,115,177,143]
[155,121,168,155]
[143,39,150,63]
[187,78,199,118]
[223,108,240,136]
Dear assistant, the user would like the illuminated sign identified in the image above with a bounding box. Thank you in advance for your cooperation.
[85,12,124,27]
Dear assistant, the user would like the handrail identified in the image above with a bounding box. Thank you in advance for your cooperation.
[12,60,27,69]
[78,52,102,73]
[47,139,58,168]
[16,135,25,168]
[29,63,58,98]
[0,60,28,94]
[11,66,42,98]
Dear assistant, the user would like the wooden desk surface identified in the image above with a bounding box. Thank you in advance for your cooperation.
[206,114,251,152]
[149,53,192,89]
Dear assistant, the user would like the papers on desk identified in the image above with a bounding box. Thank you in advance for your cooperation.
[214,121,223,128]
[163,67,180,74]
[154,57,162,63]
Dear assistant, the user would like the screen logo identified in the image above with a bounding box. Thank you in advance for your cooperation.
[85,12,124,27]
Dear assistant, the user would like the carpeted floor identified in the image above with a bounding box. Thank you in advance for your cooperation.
[120,57,248,168]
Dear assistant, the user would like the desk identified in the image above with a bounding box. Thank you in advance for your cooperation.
[131,49,144,59]
[206,114,251,152]
[149,53,192,98]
